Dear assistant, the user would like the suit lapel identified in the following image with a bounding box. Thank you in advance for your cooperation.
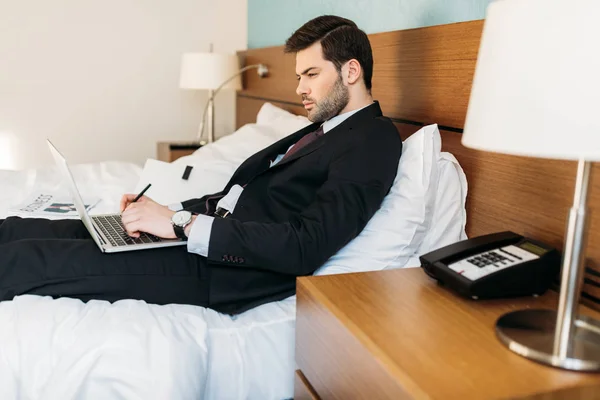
[271,101,384,169]
[232,102,384,184]
[264,122,320,159]
[226,122,319,186]
[270,130,325,168]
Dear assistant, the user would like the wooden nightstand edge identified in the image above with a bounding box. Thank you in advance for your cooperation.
[294,369,320,400]
[296,276,429,399]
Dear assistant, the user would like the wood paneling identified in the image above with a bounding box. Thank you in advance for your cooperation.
[238,46,297,109]
[369,20,483,129]
[441,132,600,253]
[238,20,483,129]
[296,269,600,399]
[236,19,600,311]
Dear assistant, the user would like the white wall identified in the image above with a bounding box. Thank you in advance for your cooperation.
[0,0,247,170]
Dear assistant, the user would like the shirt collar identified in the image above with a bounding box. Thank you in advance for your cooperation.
[321,102,373,134]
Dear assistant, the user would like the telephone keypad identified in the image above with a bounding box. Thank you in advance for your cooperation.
[467,251,509,268]
[448,245,540,281]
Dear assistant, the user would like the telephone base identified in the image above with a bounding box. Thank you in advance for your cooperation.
[496,309,600,372]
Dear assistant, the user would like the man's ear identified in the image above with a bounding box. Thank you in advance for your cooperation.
[342,59,362,85]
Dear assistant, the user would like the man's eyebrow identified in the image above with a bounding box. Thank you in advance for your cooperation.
[296,67,319,77]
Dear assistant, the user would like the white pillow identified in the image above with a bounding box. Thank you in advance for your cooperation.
[174,123,286,168]
[314,124,442,276]
[255,102,312,137]
[165,103,310,201]
[174,103,311,168]
[397,152,468,269]
[256,101,292,124]
[416,153,468,253]
[256,102,310,124]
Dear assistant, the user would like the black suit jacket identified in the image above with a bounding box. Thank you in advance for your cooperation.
[182,102,402,314]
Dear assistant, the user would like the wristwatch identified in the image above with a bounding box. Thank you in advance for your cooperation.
[171,210,193,239]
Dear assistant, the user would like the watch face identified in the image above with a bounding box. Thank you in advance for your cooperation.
[173,211,191,225]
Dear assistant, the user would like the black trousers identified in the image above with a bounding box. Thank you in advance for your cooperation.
[0,217,209,307]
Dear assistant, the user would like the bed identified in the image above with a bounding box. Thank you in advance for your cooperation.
[0,102,468,400]
[1,18,598,400]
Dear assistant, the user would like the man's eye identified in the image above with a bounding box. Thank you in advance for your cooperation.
[308,73,317,78]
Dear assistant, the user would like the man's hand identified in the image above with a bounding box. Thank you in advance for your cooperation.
[120,193,147,213]
[120,194,176,239]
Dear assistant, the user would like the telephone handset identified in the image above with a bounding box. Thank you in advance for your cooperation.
[419,231,561,300]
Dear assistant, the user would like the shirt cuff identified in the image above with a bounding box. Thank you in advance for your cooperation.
[186,213,214,257]
[216,184,244,213]
[168,202,183,212]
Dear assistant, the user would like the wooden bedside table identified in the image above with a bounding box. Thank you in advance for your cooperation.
[156,142,202,162]
[295,268,600,399]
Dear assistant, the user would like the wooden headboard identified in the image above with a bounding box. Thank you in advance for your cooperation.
[236,20,600,310]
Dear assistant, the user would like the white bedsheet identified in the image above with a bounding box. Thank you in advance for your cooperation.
[0,161,296,400]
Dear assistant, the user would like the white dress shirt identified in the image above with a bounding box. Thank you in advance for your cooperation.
[174,103,372,257]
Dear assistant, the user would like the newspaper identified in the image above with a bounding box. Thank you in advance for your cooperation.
[8,192,101,217]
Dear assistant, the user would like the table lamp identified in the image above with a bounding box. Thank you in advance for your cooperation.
[179,52,268,144]
[462,0,600,371]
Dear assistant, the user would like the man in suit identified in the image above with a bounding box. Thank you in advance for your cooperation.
[0,15,401,314]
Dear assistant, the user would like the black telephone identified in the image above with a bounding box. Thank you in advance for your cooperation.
[420,231,561,300]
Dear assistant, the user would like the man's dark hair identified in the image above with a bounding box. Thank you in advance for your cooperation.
[284,15,373,92]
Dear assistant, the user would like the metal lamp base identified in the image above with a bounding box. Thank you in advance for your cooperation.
[496,309,600,371]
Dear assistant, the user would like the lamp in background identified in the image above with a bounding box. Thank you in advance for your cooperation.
[463,0,600,371]
[179,51,268,144]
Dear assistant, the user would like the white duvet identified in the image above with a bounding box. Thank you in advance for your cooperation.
[0,125,300,400]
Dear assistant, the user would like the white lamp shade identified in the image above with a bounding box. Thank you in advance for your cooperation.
[179,52,242,91]
[462,0,600,161]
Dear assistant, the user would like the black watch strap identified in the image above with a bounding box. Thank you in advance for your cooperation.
[173,224,187,239]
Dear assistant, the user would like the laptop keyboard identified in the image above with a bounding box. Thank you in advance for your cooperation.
[93,215,163,247]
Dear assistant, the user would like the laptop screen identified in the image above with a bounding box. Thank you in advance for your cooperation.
[46,139,105,249]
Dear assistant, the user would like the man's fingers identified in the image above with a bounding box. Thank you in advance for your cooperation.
[120,194,137,213]
[123,220,141,237]
[121,209,141,225]
[121,203,142,218]
[121,210,142,237]
[119,197,127,213]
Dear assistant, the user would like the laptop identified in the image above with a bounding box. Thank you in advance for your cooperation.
[47,139,186,253]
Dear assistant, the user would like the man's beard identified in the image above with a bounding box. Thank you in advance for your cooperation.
[304,75,350,123]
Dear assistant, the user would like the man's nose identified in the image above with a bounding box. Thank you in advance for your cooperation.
[296,79,309,97]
